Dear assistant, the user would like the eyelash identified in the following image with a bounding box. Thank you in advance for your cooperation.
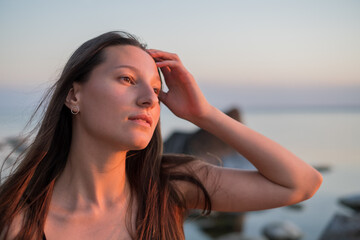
[119,76,160,95]
[119,76,135,85]
[153,88,160,95]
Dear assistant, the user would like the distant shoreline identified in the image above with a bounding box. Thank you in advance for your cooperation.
[241,104,360,113]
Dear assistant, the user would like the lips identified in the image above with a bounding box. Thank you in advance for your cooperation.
[128,114,153,127]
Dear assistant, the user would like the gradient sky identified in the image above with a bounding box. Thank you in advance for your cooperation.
[0,0,359,89]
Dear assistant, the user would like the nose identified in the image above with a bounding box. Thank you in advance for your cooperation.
[136,85,158,108]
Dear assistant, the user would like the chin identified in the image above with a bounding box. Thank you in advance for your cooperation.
[129,144,150,151]
[114,131,154,151]
[127,138,152,151]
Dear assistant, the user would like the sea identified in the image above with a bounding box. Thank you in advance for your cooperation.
[0,87,359,240]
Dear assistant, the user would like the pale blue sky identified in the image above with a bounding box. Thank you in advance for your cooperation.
[0,0,359,89]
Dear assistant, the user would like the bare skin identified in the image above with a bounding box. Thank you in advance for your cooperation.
[44,45,161,240]
[29,46,321,240]
[148,49,322,212]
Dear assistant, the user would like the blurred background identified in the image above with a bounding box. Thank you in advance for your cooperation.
[1,0,359,239]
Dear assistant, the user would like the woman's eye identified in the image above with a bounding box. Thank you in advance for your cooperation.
[153,88,160,95]
[120,76,134,85]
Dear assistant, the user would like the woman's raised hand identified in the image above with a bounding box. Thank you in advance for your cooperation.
[148,50,322,214]
[147,49,213,124]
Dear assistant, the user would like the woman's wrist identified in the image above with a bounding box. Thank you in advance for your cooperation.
[190,104,219,130]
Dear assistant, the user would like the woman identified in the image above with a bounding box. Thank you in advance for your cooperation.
[0,31,322,240]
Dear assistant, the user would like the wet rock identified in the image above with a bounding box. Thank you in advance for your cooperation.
[262,221,303,240]
[339,194,360,212]
[285,203,304,211]
[319,213,360,240]
[312,164,331,173]
[5,136,28,153]
[164,107,251,167]
[163,132,191,155]
[165,107,253,238]
[164,108,243,158]
[195,212,246,238]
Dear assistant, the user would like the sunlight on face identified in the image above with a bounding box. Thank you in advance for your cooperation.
[76,45,161,151]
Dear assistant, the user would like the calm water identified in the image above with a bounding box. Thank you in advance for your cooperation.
[1,102,360,240]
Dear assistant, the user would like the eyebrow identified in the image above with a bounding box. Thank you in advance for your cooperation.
[113,65,138,71]
[114,65,162,86]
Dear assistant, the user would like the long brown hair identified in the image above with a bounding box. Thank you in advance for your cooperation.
[0,31,211,239]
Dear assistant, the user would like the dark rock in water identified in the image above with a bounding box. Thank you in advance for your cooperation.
[164,108,241,155]
[164,107,252,238]
[182,108,241,161]
[163,132,192,155]
[312,164,331,173]
[195,211,246,238]
[319,213,360,240]
[339,194,360,212]
[164,108,252,167]
[285,203,304,211]
[262,221,303,240]
[5,136,28,153]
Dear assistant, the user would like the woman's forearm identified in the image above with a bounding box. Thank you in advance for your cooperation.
[193,105,323,198]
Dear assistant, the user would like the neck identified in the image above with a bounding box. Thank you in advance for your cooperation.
[52,133,130,213]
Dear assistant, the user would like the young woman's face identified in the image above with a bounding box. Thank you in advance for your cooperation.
[75,45,161,151]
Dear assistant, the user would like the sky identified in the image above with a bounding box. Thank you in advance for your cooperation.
[0,0,359,107]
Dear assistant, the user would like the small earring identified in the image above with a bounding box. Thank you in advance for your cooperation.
[71,106,79,115]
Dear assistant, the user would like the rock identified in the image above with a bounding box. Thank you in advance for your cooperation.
[285,203,304,211]
[5,136,28,153]
[182,109,241,161]
[195,212,246,238]
[339,194,360,212]
[319,213,360,240]
[164,108,247,166]
[164,108,251,237]
[312,164,331,173]
[163,132,191,154]
[262,221,303,240]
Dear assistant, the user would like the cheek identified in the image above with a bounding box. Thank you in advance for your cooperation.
[81,86,115,119]
[79,83,129,134]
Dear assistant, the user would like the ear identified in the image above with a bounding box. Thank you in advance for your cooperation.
[65,83,81,110]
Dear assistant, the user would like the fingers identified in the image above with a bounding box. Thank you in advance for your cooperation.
[159,65,172,80]
[155,60,178,68]
[152,56,180,81]
[148,48,190,86]
[147,49,180,61]
[147,49,183,72]
[158,90,168,104]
